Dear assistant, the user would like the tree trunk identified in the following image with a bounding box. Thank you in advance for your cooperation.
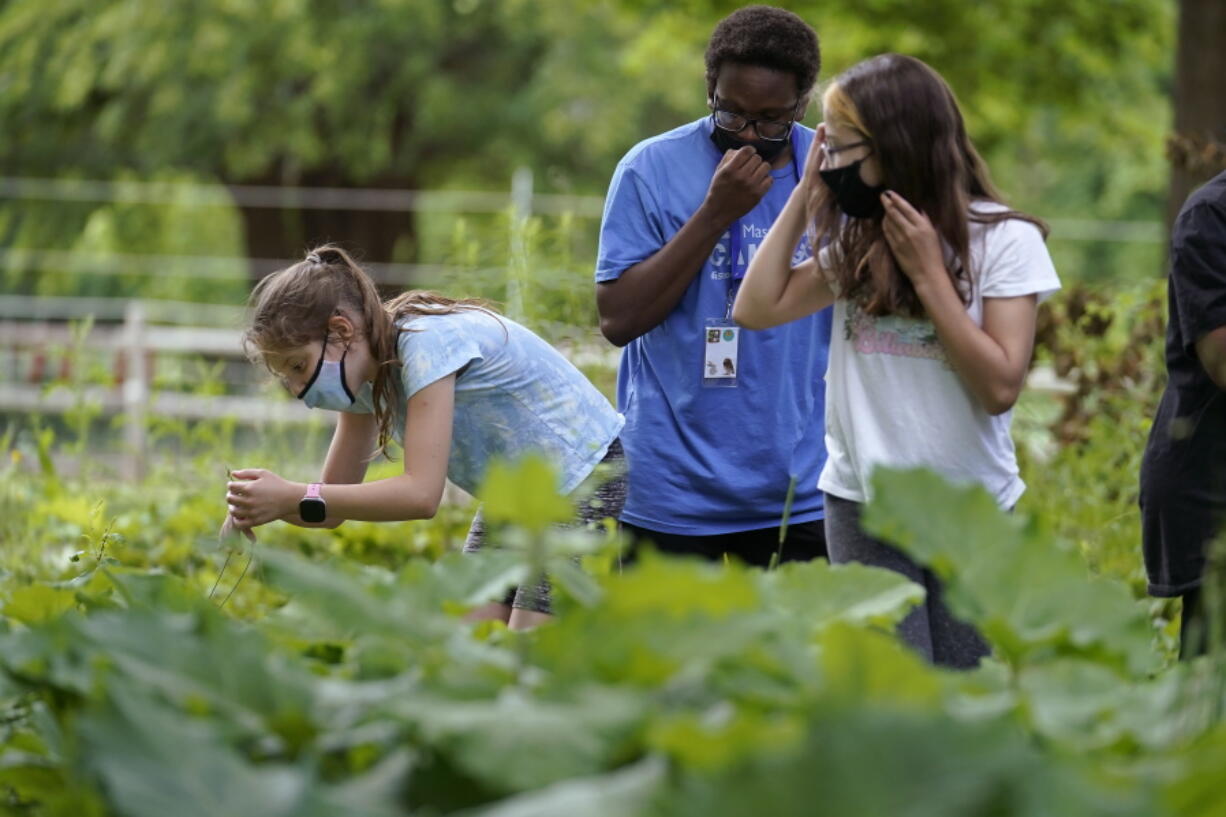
[1167,0,1226,229]
[231,172,418,290]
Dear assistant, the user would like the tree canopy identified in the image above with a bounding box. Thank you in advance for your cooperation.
[0,0,1176,273]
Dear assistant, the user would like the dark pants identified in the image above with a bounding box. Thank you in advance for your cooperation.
[1180,585,1211,660]
[464,439,627,613]
[824,494,990,670]
[621,518,828,568]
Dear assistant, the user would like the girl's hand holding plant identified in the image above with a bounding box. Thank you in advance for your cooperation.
[218,512,256,543]
[226,468,300,528]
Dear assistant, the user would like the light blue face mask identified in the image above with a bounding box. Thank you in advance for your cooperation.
[349,380,375,414]
[298,338,372,413]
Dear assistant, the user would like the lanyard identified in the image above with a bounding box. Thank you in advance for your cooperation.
[724,146,803,319]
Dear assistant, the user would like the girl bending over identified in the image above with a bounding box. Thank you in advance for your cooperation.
[224,246,625,629]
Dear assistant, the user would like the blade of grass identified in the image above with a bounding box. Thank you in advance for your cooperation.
[768,475,798,571]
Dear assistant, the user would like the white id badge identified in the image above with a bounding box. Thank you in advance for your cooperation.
[703,318,740,388]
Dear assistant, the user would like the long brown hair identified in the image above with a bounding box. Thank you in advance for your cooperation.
[809,54,1047,318]
[243,244,495,457]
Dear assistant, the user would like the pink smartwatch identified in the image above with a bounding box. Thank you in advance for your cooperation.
[299,483,326,523]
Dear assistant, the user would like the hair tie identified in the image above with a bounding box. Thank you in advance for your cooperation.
[306,251,322,264]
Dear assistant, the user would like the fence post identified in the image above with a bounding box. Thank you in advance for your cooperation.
[122,300,148,481]
[507,166,533,321]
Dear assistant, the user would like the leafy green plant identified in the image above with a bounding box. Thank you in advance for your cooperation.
[0,457,1222,816]
[1024,279,1176,647]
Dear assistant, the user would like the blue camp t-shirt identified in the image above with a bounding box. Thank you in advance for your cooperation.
[384,310,624,497]
[595,117,832,535]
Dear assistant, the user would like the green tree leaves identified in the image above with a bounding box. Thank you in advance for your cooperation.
[0,0,1173,278]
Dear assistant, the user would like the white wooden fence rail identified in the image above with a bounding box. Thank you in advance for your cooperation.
[1,295,1073,481]
[0,296,626,479]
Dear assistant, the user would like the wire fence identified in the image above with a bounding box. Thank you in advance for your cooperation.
[0,174,605,216]
[0,168,570,287]
[1,173,1160,241]
[0,247,493,286]
[0,173,1133,478]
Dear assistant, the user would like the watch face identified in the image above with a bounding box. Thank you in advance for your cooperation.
[299,498,326,524]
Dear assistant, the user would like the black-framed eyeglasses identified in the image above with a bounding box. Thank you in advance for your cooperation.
[709,95,801,141]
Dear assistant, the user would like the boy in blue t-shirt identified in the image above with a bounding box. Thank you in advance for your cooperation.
[595,6,832,564]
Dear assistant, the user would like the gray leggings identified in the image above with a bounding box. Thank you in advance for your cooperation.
[824,494,990,669]
[463,439,626,614]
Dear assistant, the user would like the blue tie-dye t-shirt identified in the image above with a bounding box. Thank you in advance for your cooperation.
[382,309,623,497]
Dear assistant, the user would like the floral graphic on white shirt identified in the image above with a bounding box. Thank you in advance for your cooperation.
[844,300,949,365]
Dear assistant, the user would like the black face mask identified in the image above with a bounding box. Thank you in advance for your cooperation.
[818,158,886,219]
[710,120,791,164]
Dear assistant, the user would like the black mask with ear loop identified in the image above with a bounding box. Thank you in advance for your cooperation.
[818,158,887,219]
[297,318,357,411]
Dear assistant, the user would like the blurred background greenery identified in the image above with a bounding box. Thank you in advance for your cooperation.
[0,0,1196,296]
[5,4,1226,814]
[1,0,1224,597]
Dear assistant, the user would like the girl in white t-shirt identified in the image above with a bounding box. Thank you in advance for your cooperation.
[734,54,1060,668]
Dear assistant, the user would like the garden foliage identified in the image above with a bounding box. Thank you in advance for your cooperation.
[0,422,1223,816]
